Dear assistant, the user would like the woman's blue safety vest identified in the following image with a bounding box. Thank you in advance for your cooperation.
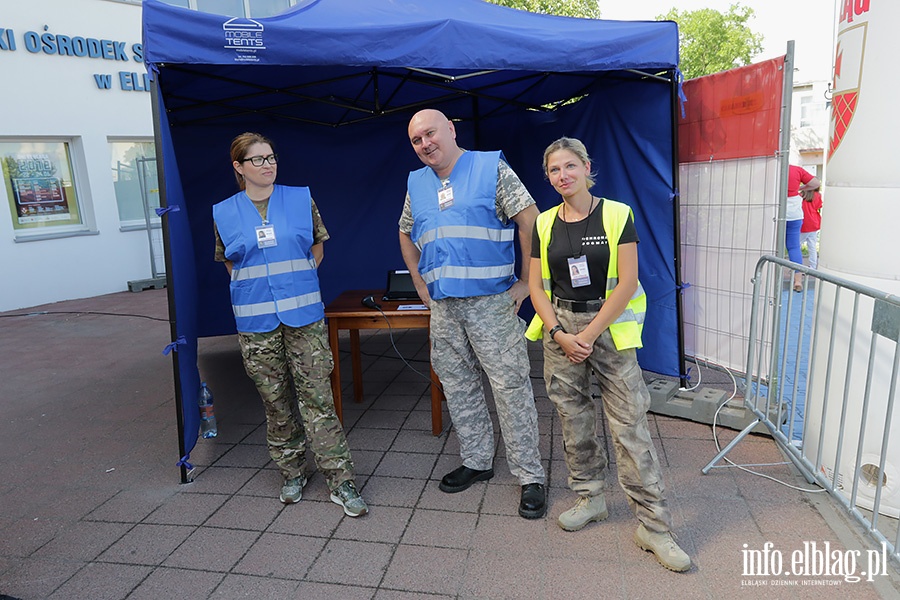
[213,185,324,333]
[408,151,516,300]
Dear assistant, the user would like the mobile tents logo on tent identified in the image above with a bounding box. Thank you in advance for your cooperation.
[223,17,266,61]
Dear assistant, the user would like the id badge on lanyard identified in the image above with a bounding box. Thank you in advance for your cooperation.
[256,222,277,249]
[438,181,454,211]
[567,255,591,288]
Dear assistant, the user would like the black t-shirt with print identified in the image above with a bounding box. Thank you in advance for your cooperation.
[530,199,639,302]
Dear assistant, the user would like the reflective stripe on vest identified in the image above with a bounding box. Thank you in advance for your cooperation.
[231,257,317,282]
[421,264,515,284]
[414,224,515,252]
[232,291,322,318]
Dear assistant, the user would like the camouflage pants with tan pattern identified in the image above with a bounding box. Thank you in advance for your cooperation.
[542,306,672,533]
[238,319,354,491]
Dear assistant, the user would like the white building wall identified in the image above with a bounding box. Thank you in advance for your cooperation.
[1,0,152,311]
[790,79,831,179]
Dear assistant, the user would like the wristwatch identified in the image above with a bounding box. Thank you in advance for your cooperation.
[548,324,565,340]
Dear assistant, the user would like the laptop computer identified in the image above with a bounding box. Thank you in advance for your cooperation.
[382,269,421,301]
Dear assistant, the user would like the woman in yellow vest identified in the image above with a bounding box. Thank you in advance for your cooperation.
[527,137,690,572]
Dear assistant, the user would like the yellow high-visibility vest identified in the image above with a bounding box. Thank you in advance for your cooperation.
[525,199,646,350]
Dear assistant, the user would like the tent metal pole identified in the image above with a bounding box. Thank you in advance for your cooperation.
[150,74,190,485]
[670,69,689,389]
[337,67,382,126]
[372,68,381,113]
[407,67,498,81]
[624,69,670,82]
[766,41,796,401]
[163,65,380,113]
[472,96,481,149]
[161,64,618,130]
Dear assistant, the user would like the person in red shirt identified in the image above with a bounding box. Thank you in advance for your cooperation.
[787,165,821,291]
[800,186,823,270]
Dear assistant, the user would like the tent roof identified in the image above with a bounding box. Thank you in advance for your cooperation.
[143,0,678,72]
[143,0,679,129]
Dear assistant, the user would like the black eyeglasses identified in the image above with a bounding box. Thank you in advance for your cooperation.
[241,154,278,167]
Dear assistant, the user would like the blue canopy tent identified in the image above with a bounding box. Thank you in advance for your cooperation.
[142,0,686,481]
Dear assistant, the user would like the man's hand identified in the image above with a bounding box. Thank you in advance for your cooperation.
[399,230,431,307]
[508,279,530,312]
[414,280,432,308]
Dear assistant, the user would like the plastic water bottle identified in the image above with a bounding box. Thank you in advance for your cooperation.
[198,382,218,438]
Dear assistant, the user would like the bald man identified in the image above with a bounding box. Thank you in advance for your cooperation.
[398,109,546,519]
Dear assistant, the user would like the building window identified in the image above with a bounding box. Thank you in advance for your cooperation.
[196,0,245,16]
[157,0,294,17]
[110,141,159,230]
[248,0,293,17]
[1,140,87,236]
[800,94,826,128]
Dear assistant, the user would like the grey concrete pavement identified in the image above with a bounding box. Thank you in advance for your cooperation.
[1,289,898,599]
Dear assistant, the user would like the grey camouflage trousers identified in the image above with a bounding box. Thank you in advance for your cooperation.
[430,292,545,485]
[542,305,672,533]
[237,319,354,491]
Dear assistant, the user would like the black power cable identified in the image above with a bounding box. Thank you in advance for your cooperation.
[0,310,168,322]
[359,296,443,393]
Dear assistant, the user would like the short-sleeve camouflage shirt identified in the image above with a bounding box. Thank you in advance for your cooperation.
[398,154,535,234]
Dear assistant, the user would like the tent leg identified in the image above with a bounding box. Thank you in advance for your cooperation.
[150,76,191,485]
[669,69,689,389]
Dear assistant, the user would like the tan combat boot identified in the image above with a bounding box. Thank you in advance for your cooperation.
[558,494,608,532]
[634,523,691,572]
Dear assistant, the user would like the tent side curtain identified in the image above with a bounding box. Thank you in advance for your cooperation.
[153,85,201,461]
[143,0,682,467]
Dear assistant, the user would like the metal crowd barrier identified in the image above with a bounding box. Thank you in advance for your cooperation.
[703,255,900,570]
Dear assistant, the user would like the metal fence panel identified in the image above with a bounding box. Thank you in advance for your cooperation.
[704,255,900,571]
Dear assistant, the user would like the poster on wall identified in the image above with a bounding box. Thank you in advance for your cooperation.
[1,141,83,231]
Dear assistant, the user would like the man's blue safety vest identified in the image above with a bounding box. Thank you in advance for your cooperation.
[408,151,516,300]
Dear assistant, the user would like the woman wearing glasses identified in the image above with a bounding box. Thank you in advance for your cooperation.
[212,132,367,517]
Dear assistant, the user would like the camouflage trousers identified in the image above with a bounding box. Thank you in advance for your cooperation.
[430,292,545,485]
[237,319,354,491]
[542,305,672,533]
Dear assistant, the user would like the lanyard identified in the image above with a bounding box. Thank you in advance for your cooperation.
[562,196,596,258]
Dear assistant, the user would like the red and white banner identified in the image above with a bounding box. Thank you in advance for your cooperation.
[678,57,784,163]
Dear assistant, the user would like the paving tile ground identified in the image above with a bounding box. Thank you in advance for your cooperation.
[1,288,899,599]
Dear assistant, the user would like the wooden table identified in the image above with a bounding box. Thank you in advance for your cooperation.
[325,289,445,435]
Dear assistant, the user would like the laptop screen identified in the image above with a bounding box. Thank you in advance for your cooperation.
[383,270,420,301]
